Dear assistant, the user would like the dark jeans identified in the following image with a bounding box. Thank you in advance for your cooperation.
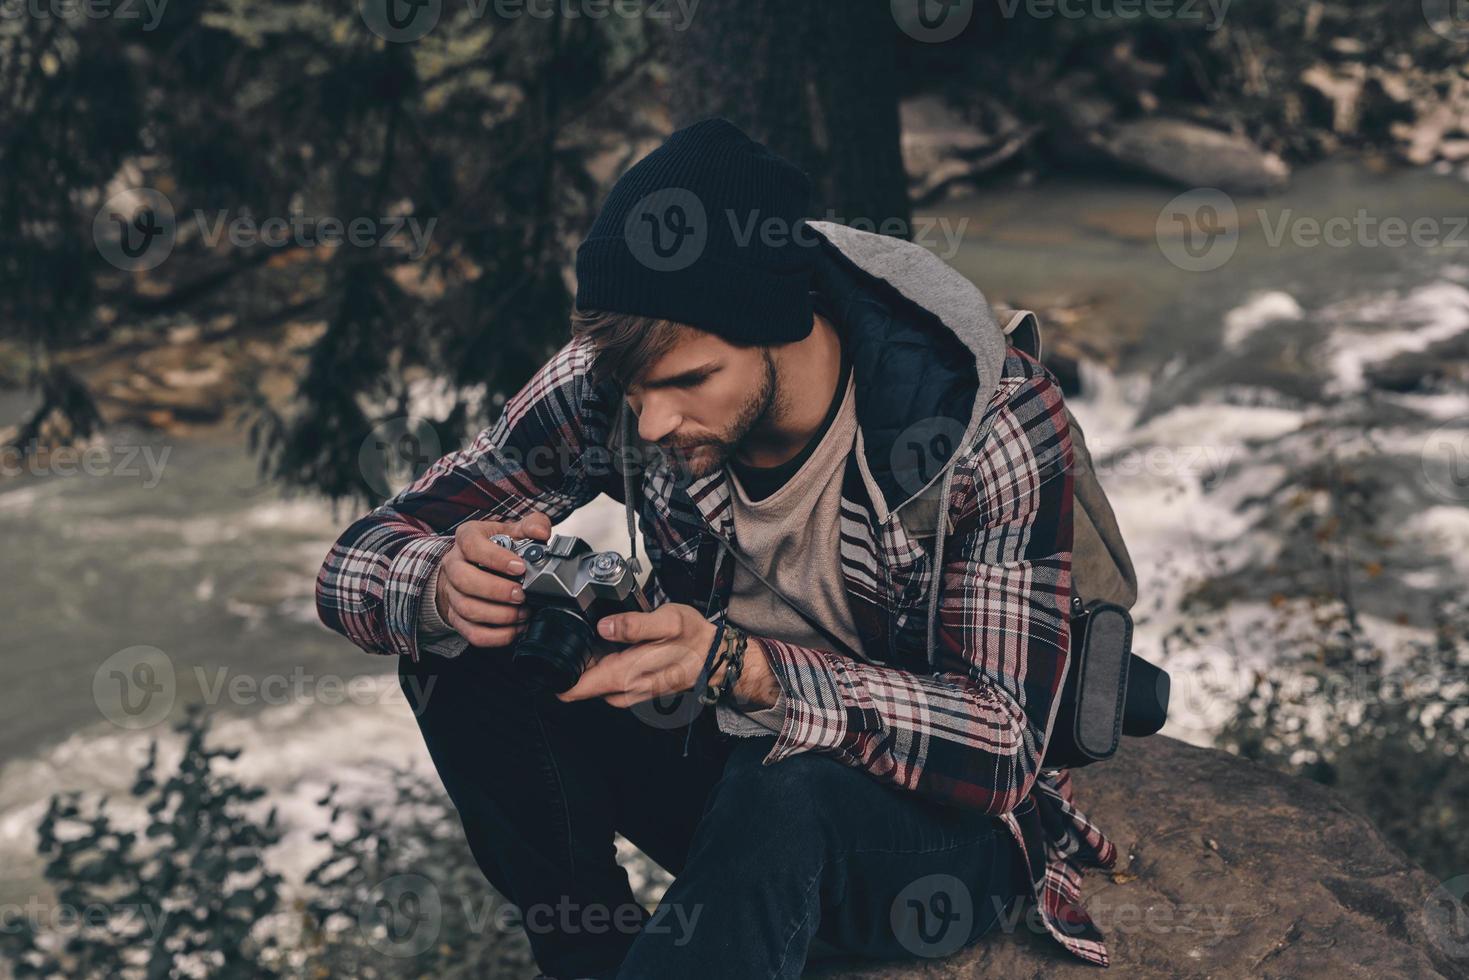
[399,647,1026,979]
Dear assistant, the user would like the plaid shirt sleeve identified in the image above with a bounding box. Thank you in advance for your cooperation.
[752,369,1074,815]
[314,337,611,662]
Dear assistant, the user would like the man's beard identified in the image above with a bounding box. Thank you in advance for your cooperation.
[658,351,778,482]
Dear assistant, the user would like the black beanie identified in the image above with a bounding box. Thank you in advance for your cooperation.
[574,117,816,345]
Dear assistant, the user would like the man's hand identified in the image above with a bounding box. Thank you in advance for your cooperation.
[557,604,781,710]
[433,512,552,649]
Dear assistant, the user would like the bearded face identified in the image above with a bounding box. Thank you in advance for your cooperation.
[624,330,780,482]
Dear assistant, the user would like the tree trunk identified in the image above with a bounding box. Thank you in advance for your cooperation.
[665,0,911,238]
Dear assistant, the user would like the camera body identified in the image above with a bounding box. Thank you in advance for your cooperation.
[490,533,650,693]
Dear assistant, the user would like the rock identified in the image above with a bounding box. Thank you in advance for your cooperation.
[1440,139,1469,164]
[808,735,1464,979]
[1398,103,1460,166]
[900,96,1038,203]
[1094,119,1291,194]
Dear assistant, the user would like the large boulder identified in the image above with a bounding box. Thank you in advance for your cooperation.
[810,735,1465,979]
[1094,118,1291,195]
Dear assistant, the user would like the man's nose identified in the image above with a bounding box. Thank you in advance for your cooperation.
[635,397,681,445]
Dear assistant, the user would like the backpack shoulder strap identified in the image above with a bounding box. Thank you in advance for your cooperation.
[995,307,1042,362]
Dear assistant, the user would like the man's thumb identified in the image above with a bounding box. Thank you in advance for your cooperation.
[515,512,553,540]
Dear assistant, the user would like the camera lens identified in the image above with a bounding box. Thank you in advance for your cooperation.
[512,607,596,694]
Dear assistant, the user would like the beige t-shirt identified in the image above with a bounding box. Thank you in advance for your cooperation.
[717,369,864,737]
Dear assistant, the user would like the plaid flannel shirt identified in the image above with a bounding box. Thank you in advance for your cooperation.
[317,335,1120,967]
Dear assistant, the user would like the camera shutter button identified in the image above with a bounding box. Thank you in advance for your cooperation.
[590,552,624,581]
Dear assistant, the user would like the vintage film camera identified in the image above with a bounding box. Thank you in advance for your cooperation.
[489,533,651,694]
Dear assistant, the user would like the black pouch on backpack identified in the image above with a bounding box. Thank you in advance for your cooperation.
[1042,599,1170,770]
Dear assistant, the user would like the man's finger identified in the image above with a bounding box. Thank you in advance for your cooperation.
[444,556,525,603]
[457,529,530,577]
[557,650,634,702]
[512,511,553,541]
[445,605,526,649]
[558,643,692,705]
[449,591,530,627]
[595,605,681,645]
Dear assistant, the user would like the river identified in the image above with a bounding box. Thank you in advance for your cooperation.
[2,159,1466,906]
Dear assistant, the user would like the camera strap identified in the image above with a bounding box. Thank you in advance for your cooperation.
[709,531,874,666]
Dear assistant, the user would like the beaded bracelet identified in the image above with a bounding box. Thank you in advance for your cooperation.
[702,625,748,705]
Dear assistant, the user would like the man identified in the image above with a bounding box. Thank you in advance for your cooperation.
[316,118,1118,978]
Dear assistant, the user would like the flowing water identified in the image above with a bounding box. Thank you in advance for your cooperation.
[2,159,1467,906]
